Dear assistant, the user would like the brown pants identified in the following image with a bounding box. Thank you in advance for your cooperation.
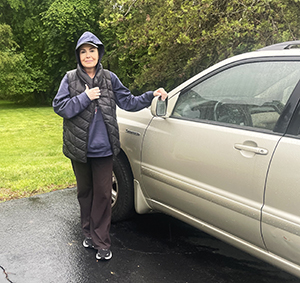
[71,156,113,250]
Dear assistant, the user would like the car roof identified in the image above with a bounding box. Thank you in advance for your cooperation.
[257,40,300,51]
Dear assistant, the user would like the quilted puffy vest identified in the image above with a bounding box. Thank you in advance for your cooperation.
[63,67,120,163]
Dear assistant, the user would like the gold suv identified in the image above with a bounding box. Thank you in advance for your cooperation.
[112,41,300,277]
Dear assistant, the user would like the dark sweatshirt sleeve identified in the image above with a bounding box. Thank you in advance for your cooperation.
[110,72,154,111]
[52,74,92,119]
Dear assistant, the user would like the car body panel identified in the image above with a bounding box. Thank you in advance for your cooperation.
[117,108,152,186]
[141,113,281,249]
[263,136,300,266]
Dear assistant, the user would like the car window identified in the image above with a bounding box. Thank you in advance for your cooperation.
[172,61,300,131]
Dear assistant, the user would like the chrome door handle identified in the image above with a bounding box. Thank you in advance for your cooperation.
[234,143,268,155]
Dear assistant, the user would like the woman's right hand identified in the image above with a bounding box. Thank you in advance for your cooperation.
[85,84,101,101]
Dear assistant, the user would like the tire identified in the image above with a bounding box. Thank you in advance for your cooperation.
[111,153,135,222]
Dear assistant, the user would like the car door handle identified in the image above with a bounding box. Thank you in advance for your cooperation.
[234,143,268,155]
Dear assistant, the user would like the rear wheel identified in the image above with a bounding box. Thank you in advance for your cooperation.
[111,153,135,222]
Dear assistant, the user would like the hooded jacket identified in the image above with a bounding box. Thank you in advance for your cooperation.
[53,32,155,163]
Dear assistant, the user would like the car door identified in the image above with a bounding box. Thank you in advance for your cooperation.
[141,58,300,249]
[262,94,300,267]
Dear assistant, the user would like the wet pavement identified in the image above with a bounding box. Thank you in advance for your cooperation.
[0,188,299,283]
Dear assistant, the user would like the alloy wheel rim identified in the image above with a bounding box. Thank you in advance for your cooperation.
[111,172,118,207]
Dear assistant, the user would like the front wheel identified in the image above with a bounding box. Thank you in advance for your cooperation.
[111,153,135,222]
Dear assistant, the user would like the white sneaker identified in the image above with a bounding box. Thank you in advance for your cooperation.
[83,238,94,249]
[96,249,112,260]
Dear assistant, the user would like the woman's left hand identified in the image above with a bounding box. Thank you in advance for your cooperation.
[153,88,168,101]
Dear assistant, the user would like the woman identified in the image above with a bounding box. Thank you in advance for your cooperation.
[53,31,167,260]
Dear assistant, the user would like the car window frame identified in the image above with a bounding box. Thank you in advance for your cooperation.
[170,56,300,136]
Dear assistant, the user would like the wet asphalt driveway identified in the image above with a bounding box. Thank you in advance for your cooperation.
[0,188,299,283]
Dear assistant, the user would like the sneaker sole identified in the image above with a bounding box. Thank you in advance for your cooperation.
[96,251,112,260]
[83,240,94,249]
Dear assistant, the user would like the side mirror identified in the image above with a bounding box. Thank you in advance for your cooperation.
[151,96,168,117]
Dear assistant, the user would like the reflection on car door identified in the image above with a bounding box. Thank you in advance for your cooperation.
[141,60,300,250]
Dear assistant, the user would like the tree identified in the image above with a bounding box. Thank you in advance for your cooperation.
[41,0,103,94]
[0,0,103,104]
[0,24,36,103]
[0,0,55,104]
[100,0,300,92]
[1,0,300,103]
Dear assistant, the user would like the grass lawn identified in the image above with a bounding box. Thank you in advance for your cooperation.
[0,100,76,201]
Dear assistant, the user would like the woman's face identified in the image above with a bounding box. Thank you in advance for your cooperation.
[79,44,99,70]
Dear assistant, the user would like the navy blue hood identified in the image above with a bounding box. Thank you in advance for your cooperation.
[75,31,105,67]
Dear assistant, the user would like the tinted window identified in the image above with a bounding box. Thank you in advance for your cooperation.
[172,61,300,131]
